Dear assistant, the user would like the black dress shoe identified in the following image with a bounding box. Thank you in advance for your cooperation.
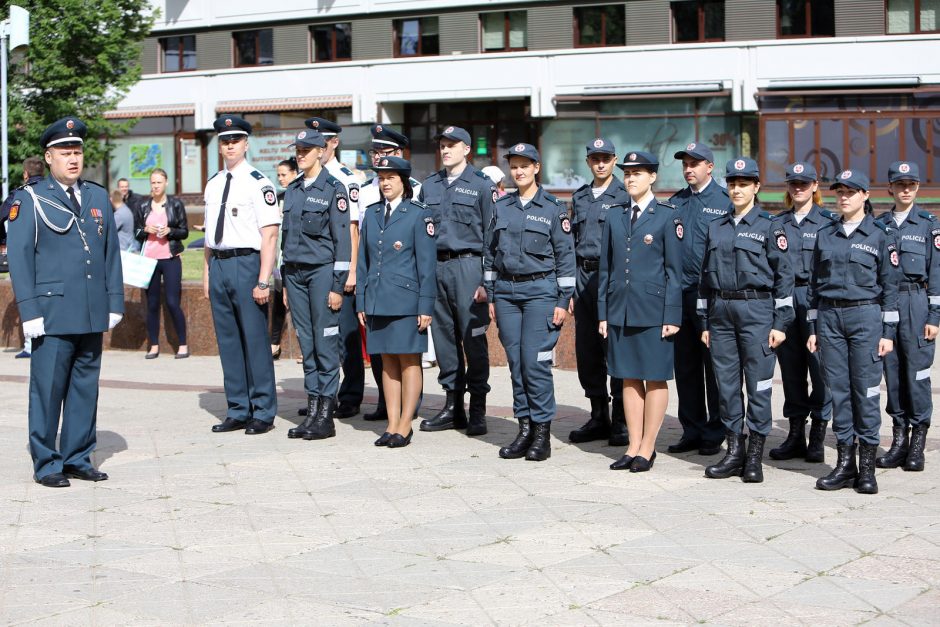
[374,432,392,446]
[36,473,70,488]
[609,454,634,470]
[174,352,190,360]
[244,419,274,435]
[334,402,360,419]
[667,436,701,454]
[212,417,247,433]
[698,442,722,456]
[387,430,413,448]
[64,467,108,482]
[363,406,388,422]
[145,351,159,360]
[630,451,657,473]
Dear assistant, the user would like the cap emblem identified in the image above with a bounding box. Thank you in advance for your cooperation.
[312,120,319,128]
[734,160,746,171]
[793,164,804,174]
[899,163,911,174]
[225,118,232,127]
[687,142,696,150]
[445,126,454,134]
[381,158,389,167]
[629,153,637,161]
[66,120,74,130]
[297,131,306,140]
[841,170,852,180]
[593,139,604,148]
[514,144,525,152]
[375,125,383,133]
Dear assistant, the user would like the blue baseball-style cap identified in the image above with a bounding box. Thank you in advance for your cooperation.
[373,155,412,178]
[213,115,252,137]
[725,157,760,180]
[433,125,472,145]
[40,117,87,148]
[503,142,540,163]
[586,137,616,156]
[289,129,326,148]
[785,161,818,182]
[888,160,920,183]
[304,117,341,136]
[371,124,409,149]
[830,169,870,191]
[674,141,715,163]
[617,150,659,172]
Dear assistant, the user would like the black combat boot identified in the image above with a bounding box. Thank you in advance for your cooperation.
[499,418,533,459]
[289,396,319,438]
[903,424,928,472]
[304,397,337,440]
[466,394,487,436]
[805,418,827,463]
[816,442,858,490]
[876,426,910,468]
[452,392,468,430]
[705,433,747,479]
[855,443,879,494]
[742,433,766,483]
[608,400,628,446]
[568,397,610,443]
[525,421,552,461]
[420,391,459,431]
[769,418,807,460]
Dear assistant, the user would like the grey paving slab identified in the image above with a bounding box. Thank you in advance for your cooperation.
[0,350,938,625]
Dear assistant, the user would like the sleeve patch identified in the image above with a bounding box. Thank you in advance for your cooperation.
[932,228,940,251]
[774,228,788,251]
[348,184,359,203]
[674,217,684,240]
[9,200,20,221]
[888,243,899,267]
[337,197,348,212]
[262,185,277,206]
[560,215,571,234]
[425,216,435,237]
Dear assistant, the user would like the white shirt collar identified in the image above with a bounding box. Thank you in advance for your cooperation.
[631,190,655,212]
[692,178,713,195]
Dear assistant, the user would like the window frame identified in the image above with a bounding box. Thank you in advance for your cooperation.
[233,28,274,68]
[160,35,197,73]
[671,0,725,43]
[480,10,528,53]
[310,22,352,63]
[886,0,940,33]
[393,16,440,58]
[776,0,835,39]
[573,4,627,48]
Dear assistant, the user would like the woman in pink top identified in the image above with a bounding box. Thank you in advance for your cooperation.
[133,168,189,358]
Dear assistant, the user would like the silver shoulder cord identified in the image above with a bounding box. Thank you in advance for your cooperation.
[22,185,91,252]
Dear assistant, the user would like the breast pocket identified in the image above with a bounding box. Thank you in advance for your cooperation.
[733,237,764,274]
[800,238,816,274]
[450,197,477,225]
[900,241,927,276]
[849,250,877,287]
[523,221,551,258]
[301,208,329,237]
[817,248,834,281]
[424,197,443,223]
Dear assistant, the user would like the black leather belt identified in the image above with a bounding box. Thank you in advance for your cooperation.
[794,279,810,287]
[284,261,318,270]
[437,251,481,262]
[577,258,599,271]
[210,248,257,259]
[718,289,771,300]
[899,282,927,292]
[500,272,550,282]
[821,298,880,308]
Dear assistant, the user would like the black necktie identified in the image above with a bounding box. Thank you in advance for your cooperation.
[66,186,81,215]
[215,173,232,245]
[384,202,392,228]
[631,205,640,226]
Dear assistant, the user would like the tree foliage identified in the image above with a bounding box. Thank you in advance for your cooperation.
[1,0,155,183]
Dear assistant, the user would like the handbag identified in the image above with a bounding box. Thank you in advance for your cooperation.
[120,240,157,289]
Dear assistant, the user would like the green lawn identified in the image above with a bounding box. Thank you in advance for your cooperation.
[180,230,206,282]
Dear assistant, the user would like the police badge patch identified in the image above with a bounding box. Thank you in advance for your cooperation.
[337,198,348,212]
[9,199,20,221]
[262,186,277,206]
[774,229,788,251]
[933,228,940,251]
[425,217,435,236]
[888,243,899,267]
[674,218,684,240]
[560,214,571,234]
[349,185,359,203]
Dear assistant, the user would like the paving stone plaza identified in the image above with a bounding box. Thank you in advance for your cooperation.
[0,351,937,625]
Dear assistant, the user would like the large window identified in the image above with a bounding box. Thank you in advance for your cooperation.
[311,23,352,62]
[672,1,725,42]
[234,29,274,67]
[481,11,528,52]
[778,0,835,37]
[394,17,439,57]
[161,35,196,73]
[887,0,940,33]
[574,5,626,47]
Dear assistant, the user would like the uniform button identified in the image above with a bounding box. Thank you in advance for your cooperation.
[47,291,52,295]
[625,258,629,263]
[625,280,630,285]
[625,270,630,274]
[86,260,91,264]
[81,219,85,223]
[626,248,631,252]
[376,272,380,277]
[378,240,382,245]
[87,274,92,279]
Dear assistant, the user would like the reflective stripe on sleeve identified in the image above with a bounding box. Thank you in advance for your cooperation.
[882,311,900,323]
[333,261,350,271]
[483,271,497,281]
[537,351,553,362]
[323,326,339,337]
[756,378,773,392]
[774,296,793,309]
[930,296,940,306]
[866,385,880,398]
[557,277,576,288]
[471,326,488,337]
[807,309,817,321]
[696,299,708,310]
[916,368,931,381]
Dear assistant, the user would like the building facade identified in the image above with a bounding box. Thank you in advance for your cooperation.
[111,0,940,199]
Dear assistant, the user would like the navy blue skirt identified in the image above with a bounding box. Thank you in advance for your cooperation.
[608,324,675,381]
[366,315,428,355]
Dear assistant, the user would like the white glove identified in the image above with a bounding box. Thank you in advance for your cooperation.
[108,313,123,330]
[23,317,45,339]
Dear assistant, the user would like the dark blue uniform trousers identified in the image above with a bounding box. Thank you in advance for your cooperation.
[674,289,723,444]
[884,289,934,428]
[817,304,884,445]
[574,266,622,401]
[431,257,491,395]
[209,254,277,423]
[709,297,776,436]
[337,292,365,406]
[777,285,832,421]
[28,332,103,479]
[285,264,342,398]
[495,278,561,424]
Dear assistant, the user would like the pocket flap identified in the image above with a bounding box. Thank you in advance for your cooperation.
[524,220,551,235]
[37,282,64,296]
[850,250,877,268]
[644,282,665,297]
[900,240,926,254]
[389,273,418,292]
[733,237,764,253]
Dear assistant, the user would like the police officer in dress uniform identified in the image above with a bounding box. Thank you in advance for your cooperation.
[567,138,630,447]
[808,170,899,494]
[204,115,281,435]
[417,125,495,436]
[770,162,836,463]
[358,124,423,422]
[668,142,729,456]
[874,161,938,472]
[281,129,351,440]
[699,158,794,483]
[486,143,576,462]
[7,117,124,487]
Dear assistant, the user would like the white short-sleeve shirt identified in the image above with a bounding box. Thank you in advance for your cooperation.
[204,160,281,250]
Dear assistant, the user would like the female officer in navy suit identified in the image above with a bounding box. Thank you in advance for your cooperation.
[598,151,682,473]
[698,158,794,484]
[357,157,436,448]
[808,170,899,494]
[484,143,576,462]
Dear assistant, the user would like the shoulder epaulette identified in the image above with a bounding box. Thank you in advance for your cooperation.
[496,194,513,203]
[81,180,106,190]
[543,192,561,205]
[366,200,383,211]
[872,220,890,233]
[573,183,590,195]
[411,199,428,209]
[820,209,839,220]
[919,210,936,221]
[340,165,354,176]
[410,177,420,187]
[758,211,772,220]
[657,200,676,210]
[26,178,41,187]
[473,169,488,180]
[250,170,264,180]
[325,174,342,188]
[207,171,220,182]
